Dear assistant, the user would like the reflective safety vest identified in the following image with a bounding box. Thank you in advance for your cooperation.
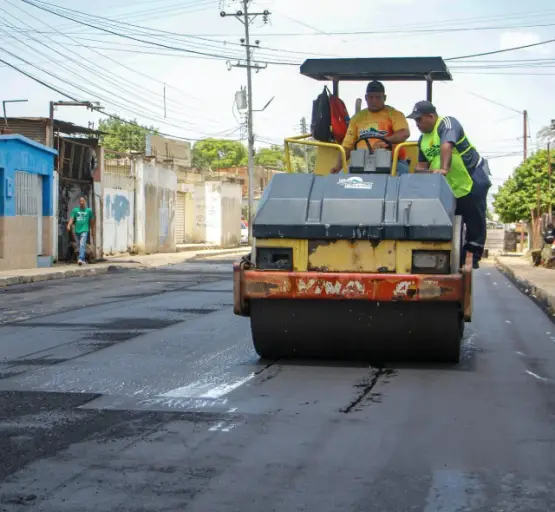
[419,116,473,198]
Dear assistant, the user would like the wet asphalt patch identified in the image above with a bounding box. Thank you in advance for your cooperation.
[167,308,219,315]
[0,317,191,375]
[5,358,68,367]
[84,331,141,343]
[0,390,237,485]
[20,318,181,330]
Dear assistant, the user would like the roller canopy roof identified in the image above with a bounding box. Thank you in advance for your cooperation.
[299,57,452,82]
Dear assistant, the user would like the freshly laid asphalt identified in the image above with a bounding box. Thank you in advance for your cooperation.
[0,256,555,511]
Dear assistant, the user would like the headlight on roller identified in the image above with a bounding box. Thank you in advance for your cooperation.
[256,247,293,271]
[411,250,450,274]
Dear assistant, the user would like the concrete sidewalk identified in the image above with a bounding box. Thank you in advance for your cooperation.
[495,253,555,315]
[0,245,249,288]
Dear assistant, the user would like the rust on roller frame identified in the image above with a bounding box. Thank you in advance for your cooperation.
[240,270,464,302]
[233,261,250,316]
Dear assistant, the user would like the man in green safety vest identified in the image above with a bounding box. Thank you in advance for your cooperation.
[407,100,492,269]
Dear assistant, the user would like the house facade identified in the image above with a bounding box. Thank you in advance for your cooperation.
[0,135,57,270]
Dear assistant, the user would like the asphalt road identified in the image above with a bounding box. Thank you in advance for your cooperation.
[1,256,555,511]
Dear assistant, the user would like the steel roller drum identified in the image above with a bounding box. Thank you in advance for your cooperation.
[249,299,463,363]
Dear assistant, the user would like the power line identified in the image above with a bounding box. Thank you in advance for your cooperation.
[267,7,555,35]
[20,0,299,66]
[6,1,208,104]
[0,39,224,136]
[0,54,231,143]
[2,0,217,119]
[0,15,202,127]
[157,9,555,38]
[446,37,555,61]
[10,0,217,36]
[262,20,555,37]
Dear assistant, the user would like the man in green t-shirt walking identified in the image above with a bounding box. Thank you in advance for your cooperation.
[67,196,95,265]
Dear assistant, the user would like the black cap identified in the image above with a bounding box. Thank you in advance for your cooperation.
[406,100,437,119]
[366,80,385,93]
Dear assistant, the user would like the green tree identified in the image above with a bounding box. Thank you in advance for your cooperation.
[98,117,158,153]
[493,149,555,223]
[537,122,555,147]
[192,138,247,169]
[290,144,317,172]
[254,145,285,169]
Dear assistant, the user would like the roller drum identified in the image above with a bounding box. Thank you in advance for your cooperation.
[250,299,463,363]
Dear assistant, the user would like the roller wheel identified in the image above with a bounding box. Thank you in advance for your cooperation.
[441,315,463,364]
[249,299,463,364]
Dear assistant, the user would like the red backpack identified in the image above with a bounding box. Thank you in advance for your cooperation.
[310,86,350,143]
[329,93,350,143]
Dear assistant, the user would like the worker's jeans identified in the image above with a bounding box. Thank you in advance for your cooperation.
[78,231,88,262]
[455,159,492,267]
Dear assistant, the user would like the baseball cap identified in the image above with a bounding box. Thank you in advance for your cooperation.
[406,100,437,119]
[366,80,385,93]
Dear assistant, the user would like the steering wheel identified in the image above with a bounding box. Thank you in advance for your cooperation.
[353,134,393,154]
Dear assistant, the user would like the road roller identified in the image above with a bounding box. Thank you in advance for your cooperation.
[233,56,473,363]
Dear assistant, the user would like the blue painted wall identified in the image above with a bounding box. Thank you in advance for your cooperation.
[0,135,57,217]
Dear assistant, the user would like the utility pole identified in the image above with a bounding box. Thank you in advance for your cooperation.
[221,1,270,242]
[517,109,529,252]
[300,117,309,172]
[523,109,528,160]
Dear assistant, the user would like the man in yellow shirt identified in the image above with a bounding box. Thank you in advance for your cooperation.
[331,81,410,174]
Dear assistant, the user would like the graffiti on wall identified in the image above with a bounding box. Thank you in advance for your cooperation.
[103,188,134,255]
[105,193,130,222]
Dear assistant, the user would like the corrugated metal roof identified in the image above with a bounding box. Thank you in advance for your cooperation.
[3,117,104,136]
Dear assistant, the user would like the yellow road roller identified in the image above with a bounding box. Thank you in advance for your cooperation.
[233,56,473,363]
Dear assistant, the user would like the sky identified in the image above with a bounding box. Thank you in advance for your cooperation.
[2,0,555,203]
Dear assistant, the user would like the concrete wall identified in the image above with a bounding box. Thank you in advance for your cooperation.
[0,135,57,271]
[102,154,135,256]
[146,134,191,168]
[193,181,241,246]
[134,158,177,254]
[215,166,282,198]
[103,188,134,255]
[184,191,195,242]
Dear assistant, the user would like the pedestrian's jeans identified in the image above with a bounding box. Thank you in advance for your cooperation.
[78,231,88,262]
[455,160,492,265]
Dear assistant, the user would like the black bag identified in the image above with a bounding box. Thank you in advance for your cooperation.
[310,86,332,142]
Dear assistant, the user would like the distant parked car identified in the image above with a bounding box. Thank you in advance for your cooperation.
[241,220,248,244]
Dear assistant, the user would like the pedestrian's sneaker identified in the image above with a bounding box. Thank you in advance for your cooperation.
[78,260,83,266]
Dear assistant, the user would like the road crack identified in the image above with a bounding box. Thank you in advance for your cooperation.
[340,367,396,414]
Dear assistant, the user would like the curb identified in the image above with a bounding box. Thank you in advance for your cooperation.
[187,247,249,260]
[0,248,249,288]
[494,255,555,318]
[0,265,124,288]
